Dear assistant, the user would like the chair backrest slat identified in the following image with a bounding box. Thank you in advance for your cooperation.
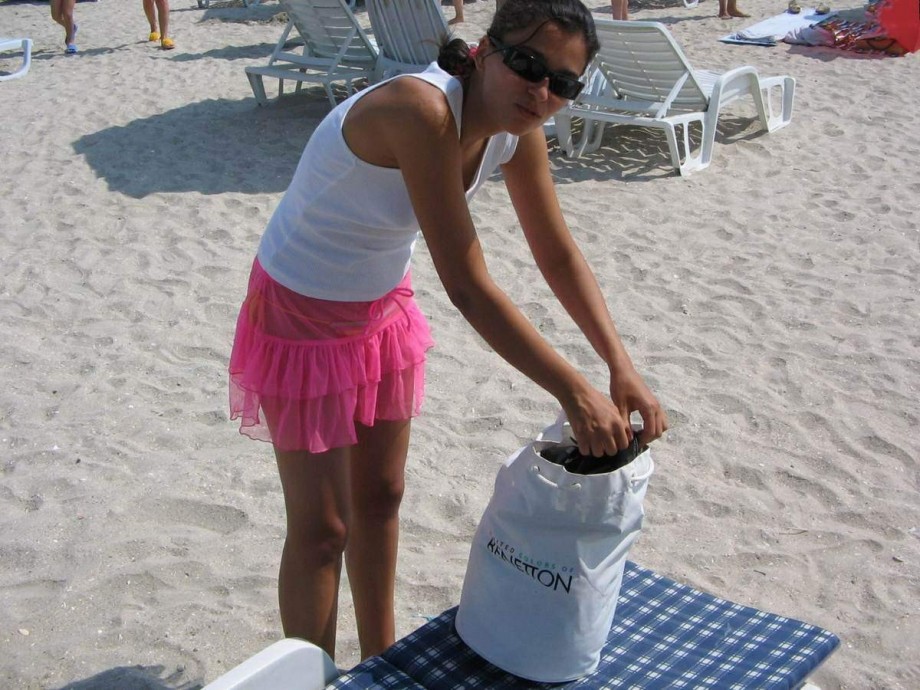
[591,19,708,112]
[367,0,447,69]
[281,0,377,63]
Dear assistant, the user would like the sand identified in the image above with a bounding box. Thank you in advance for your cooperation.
[0,0,918,687]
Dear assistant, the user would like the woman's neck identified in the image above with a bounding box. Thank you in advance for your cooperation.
[458,70,502,150]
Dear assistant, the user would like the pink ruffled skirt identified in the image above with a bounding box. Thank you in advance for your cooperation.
[229,259,434,453]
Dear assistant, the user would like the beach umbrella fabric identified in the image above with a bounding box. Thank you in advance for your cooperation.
[876,0,920,52]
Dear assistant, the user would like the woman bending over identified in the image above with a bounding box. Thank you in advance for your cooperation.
[229,0,668,661]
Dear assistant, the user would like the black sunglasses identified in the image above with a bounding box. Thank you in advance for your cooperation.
[485,34,585,100]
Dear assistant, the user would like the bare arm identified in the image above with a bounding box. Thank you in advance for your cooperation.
[502,128,668,443]
[356,80,628,456]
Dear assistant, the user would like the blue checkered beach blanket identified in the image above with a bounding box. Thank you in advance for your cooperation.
[330,561,839,689]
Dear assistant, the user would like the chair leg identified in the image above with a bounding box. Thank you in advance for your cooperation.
[323,83,337,107]
[554,113,577,158]
[695,111,718,174]
[0,38,32,82]
[663,123,685,173]
[756,76,795,132]
[560,117,605,158]
[372,57,386,84]
[580,121,605,156]
[247,72,268,106]
[662,115,708,175]
[780,76,795,126]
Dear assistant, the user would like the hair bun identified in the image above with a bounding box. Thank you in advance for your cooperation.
[437,37,475,79]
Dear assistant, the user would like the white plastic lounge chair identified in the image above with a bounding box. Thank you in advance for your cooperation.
[203,638,338,690]
[365,0,449,81]
[0,37,32,82]
[203,561,838,689]
[555,19,795,175]
[245,0,378,107]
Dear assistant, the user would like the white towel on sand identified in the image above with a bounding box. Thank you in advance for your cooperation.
[721,8,830,45]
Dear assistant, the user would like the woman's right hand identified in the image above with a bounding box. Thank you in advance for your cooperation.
[559,379,632,457]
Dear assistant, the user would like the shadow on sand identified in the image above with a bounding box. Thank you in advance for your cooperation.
[54,664,201,690]
[72,91,338,198]
[546,113,764,183]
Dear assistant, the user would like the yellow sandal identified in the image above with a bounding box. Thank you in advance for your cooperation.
[161,37,175,50]
[149,31,160,42]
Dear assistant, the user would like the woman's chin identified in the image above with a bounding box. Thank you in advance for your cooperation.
[506,109,550,135]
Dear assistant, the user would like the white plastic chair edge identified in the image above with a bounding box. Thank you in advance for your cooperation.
[202,638,339,690]
[0,38,32,82]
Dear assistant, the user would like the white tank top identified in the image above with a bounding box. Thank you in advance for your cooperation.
[257,62,519,301]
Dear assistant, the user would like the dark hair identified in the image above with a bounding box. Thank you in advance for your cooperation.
[437,0,599,80]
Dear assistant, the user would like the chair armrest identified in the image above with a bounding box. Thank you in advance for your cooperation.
[203,638,339,690]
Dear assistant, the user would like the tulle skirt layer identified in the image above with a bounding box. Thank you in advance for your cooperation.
[229,259,434,453]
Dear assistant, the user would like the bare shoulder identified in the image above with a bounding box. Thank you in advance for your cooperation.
[345,76,459,166]
[356,77,454,134]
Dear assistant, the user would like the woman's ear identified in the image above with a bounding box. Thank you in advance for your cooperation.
[473,35,490,70]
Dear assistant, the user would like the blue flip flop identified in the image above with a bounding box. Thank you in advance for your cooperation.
[65,23,78,53]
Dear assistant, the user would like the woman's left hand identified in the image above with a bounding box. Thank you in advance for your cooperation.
[610,366,668,444]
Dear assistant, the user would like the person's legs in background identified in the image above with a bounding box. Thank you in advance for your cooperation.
[143,0,160,40]
[143,0,174,49]
[449,0,464,25]
[50,0,78,52]
[719,0,750,18]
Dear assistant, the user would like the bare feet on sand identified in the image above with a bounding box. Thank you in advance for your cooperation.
[719,0,750,18]
[448,0,464,25]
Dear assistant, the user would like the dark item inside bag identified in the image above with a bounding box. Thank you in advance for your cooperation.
[538,434,647,475]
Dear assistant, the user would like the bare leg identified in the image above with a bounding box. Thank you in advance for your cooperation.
[275,446,352,658]
[611,0,628,21]
[345,419,411,659]
[155,0,171,41]
[50,0,77,44]
[726,0,750,17]
[143,0,158,33]
[448,0,463,25]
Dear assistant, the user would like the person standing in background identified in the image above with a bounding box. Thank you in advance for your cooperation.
[611,0,748,22]
[449,0,467,25]
[719,0,750,19]
[50,0,78,54]
[143,0,175,50]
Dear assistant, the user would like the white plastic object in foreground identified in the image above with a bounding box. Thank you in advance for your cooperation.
[203,638,339,690]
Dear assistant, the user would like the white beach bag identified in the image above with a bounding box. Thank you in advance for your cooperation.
[455,413,654,683]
